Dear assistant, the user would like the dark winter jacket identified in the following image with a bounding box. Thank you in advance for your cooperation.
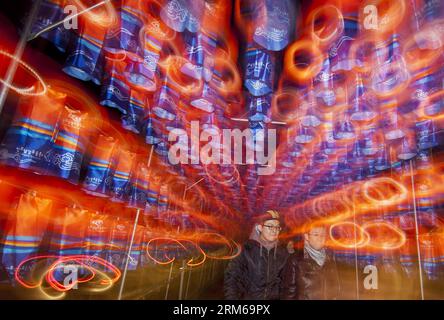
[281,249,341,300]
[224,238,289,300]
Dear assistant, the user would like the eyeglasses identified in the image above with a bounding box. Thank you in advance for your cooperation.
[263,224,282,232]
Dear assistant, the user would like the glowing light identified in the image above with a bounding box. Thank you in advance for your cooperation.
[308,5,344,46]
[69,0,118,27]
[158,55,204,97]
[0,50,47,96]
[362,177,408,206]
[329,221,370,249]
[362,221,406,250]
[14,255,121,298]
[196,232,242,260]
[284,40,324,83]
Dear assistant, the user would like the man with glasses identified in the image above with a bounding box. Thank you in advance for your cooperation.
[281,224,341,300]
[224,210,289,300]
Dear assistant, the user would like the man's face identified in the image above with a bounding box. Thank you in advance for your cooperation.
[258,219,281,242]
[305,226,327,250]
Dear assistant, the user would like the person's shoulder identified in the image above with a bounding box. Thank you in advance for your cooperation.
[325,249,335,258]
[243,239,260,250]
[276,243,291,256]
[287,249,304,262]
[325,249,338,263]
